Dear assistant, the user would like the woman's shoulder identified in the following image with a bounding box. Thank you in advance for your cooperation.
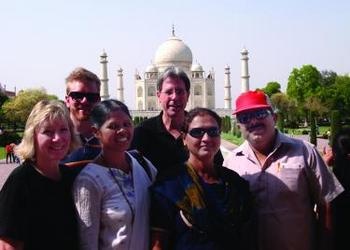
[5,161,34,180]
[0,162,34,196]
[74,163,109,183]
[219,166,249,187]
[155,162,187,182]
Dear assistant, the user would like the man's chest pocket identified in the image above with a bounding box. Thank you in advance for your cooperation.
[279,164,303,191]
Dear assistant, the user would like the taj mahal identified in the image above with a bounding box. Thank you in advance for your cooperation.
[98,28,250,117]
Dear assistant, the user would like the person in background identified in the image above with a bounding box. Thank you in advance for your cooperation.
[5,143,14,164]
[150,107,253,250]
[130,66,223,178]
[223,90,344,250]
[324,128,350,250]
[10,142,20,164]
[0,100,80,250]
[61,67,101,168]
[73,99,157,250]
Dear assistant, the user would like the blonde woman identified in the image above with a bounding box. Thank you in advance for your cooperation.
[0,100,80,250]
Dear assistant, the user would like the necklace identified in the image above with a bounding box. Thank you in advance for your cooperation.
[108,168,135,224]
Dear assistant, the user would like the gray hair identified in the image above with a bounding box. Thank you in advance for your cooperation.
[157,66,190,92]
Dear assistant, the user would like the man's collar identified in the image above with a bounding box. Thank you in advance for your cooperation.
[156,110,188,135]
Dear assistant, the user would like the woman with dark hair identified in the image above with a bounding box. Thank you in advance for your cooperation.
[73,99,157,250]
[329,128,350,250]
[150,107,253,250]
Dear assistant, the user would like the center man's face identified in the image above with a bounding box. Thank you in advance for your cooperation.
[65,80,100,122]
[157,77,189,118]
[237,108,277,147]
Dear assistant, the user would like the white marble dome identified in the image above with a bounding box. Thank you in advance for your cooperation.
[154,35,193,70]
[145,63,158,72]
[191,63,203,72]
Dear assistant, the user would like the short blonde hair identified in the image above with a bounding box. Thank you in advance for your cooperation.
[15,100,80,161]
[65,67,101,94]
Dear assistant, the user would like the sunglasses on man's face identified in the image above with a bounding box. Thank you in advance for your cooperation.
[188,127,221,139]
[68,91,100,103]
[236,109,272,124]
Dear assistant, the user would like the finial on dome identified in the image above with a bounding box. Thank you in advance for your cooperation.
[172,24,175,36]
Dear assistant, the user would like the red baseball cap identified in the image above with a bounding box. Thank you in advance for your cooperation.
[233,90,272,114]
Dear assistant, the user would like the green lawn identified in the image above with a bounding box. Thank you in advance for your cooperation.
[221,132,244,146]
[286,126,330,136]
[0,147,5,160]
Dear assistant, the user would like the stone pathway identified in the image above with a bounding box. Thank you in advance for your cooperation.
[0,159,19,190]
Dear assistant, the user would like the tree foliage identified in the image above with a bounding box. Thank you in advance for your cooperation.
[2,88,58,126]
[330,110,341,144]
[0,92,10,126]
[271,92,289,130]
[309,111,317,146]
[0,91,9,107]
[333,75,350,114]
[262,82,281,97]
[287,65,321,105]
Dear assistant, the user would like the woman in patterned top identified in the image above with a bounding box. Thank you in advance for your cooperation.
[73,99,157,250]
[150,107,253,250]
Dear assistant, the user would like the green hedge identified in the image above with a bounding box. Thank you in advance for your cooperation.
[0,132,21,147]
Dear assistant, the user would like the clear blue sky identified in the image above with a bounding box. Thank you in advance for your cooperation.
[1,0,349,109]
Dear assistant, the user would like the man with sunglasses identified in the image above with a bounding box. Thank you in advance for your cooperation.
[61,67,101,168]
[224,90,343,250]
[130,66,223,178]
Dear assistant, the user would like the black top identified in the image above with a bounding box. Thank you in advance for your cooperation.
[130,112,224,177]
[60,136,101,168]
[0,161,79,250]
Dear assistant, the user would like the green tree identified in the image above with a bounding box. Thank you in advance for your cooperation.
[330,110,341,144]
[0,91,9,107]
[320,70,337,87]
[317,71,337,119]
[270,92,290,131]
[309,111,317,146]
[262,82,281,97]
[287,65,321,104]
[222,116,232,133]
[0,92,10,127]
[2,88,58,129]
[287,65,322,126]
[334,75,350,115]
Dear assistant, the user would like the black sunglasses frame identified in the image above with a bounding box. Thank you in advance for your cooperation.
[188,127,221,139]
[68,91,100,103]
[236,109,272,124]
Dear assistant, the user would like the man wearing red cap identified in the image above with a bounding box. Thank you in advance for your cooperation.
[224,90,343,250]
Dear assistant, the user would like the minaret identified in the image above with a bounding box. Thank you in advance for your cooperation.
[224,65,232,109]
[100,51,109,100]
[117,67,124,103]
[241,48,250,92]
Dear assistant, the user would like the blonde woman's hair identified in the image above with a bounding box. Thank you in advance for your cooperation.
[15,99,80,161]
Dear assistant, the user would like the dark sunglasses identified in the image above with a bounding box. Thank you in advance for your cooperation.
[188,127,221,139]
[236,109,272,124]
[68,91,100,103]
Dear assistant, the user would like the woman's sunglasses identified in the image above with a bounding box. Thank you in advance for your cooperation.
[188,127,221,139]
